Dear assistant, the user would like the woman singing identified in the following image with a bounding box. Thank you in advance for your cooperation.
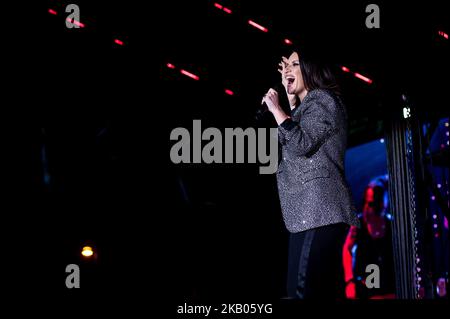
[262,48,360,299]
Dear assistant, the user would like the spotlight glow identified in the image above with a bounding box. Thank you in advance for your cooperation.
[81,246,94,257]
[66,18,85,28]
[354,72,373,84]
[248,20,268,33]
[180,69,200,81]
[214,3,232,14]
[438,30,449,39]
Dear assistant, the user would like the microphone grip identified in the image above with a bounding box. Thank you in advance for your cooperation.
[255,102,269,121]
[255,83,286,121]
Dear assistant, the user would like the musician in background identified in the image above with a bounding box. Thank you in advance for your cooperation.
[343,176,396,299]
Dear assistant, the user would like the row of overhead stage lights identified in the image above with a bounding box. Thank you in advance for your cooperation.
[172,2,447,89]
[47,8,124,45]
[165,2,374,93]
[48,2,448,95]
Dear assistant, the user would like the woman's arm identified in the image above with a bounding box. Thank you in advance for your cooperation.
[278,90,339,157]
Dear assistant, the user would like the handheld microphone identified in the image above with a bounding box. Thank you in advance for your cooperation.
[255,83,289,121]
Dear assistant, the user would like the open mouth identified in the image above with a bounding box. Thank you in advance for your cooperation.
[286,76,295,89]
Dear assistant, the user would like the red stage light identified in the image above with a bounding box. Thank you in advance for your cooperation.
[354,72,373,84]
[341,66,350,73]
[114,39,124,46]
[180,69,200,81]
[66,18,85,28]
[48,9,57,15]
[167,63,176,69]
[438,30,448,39]
[225,89,234,96]
[284,39,293,45]
[214,3,232,14]
[248,20,268,33]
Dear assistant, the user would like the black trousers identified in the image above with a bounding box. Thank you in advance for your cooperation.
[287,222,349,299]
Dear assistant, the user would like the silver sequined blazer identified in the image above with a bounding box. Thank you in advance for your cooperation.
[277,89,360,233]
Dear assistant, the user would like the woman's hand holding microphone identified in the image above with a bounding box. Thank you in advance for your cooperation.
[261,57,293,125]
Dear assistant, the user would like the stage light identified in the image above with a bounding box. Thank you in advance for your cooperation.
[284,39,293,45]
[437,183,442,189]
[248,20,268,33]
[433,214,437,219]
[341,67,372,84]
[353,72,372,84]
[214,3,232,14]
[431,196,435,200]
[223,7,232,14]
[114,39,124,46]
[433,224,438,229]
[445,122,449,127]
[81,246,94,257]
[48,9,57,15]
[438,30,448,39]
[225,89,234,96]
[66,18,85,28]
[167,63,176,69]
[380,138,385,143]
[180,69,200,81]
[403,107,411,119]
